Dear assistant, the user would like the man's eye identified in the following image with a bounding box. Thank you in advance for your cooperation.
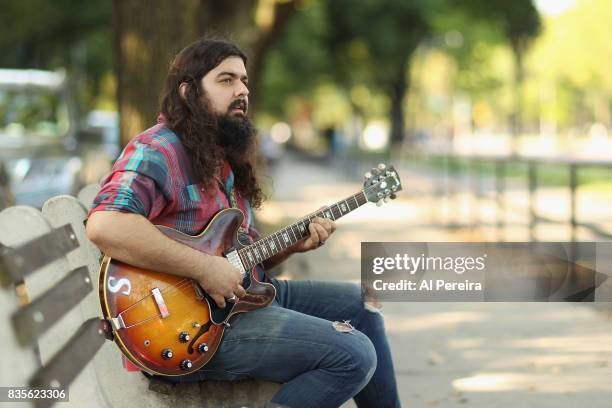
[222,78,232,84]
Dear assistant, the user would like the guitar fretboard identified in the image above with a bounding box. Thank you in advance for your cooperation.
[237,191,368,270]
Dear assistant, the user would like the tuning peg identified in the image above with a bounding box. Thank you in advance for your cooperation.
[383,197,389,203]
[390,193,397,200]
[371,167,380,176]
[364,171,372,179]
[377,163,386,171]
[376,200,383,207]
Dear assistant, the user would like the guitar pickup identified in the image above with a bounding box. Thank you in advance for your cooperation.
[151,287,170,318]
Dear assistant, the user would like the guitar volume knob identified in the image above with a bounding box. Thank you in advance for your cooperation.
[198,343,209,353]
[180,359,193,370]
[179,331,190,343]
[161,348,173,359]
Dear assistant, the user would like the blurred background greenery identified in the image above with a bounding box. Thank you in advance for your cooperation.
[1,0,611,232]
[2,0,609,155]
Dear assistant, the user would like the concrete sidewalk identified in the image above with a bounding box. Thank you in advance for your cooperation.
[257,152,612,407]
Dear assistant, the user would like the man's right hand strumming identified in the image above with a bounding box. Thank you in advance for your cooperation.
[197,256,246,309]
[86,211,246,309]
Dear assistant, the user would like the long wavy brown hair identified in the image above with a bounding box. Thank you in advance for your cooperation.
[159,39,264,208]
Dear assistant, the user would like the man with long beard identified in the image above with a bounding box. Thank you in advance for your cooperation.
[86,39,400,408]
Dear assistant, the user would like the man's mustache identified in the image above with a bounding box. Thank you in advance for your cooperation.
[229,99,248,112]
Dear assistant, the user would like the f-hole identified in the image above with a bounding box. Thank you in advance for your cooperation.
[187,321,212,354]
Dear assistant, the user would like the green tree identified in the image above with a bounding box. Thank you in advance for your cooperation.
[326,0,432,151]
[528,0,612,129]
[449,0,541,139]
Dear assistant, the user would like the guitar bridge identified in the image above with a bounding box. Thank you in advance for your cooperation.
[109,315,126,331]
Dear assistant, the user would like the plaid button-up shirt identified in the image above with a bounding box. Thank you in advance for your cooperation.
[88,119,258,242]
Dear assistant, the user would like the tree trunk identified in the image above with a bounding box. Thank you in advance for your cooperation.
[248,0,298,113]
[196,0,254,39]
[388,59,409,154]
[114,0,198,147]
[510,36,525,153]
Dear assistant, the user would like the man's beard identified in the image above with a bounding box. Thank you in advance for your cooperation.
[216,112,257,158]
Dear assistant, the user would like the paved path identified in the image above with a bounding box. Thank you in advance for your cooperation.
[257,152,612,407]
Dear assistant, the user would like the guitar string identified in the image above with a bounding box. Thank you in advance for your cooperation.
[252,183,377,247]
[242,189,364,265]
[115,176,397,327]
[121,281,218,330]
[117,272,240,328]
[117,278,192,321]
[239,188,373,268]
[241,205,330,268]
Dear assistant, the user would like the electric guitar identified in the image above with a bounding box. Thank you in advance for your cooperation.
[99,163,402,376]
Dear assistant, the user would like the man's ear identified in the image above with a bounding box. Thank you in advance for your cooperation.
[179,82,189,101]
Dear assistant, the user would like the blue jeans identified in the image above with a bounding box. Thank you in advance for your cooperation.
[165,279,401,408]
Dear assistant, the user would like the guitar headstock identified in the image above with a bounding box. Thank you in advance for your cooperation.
[363,163,402,206]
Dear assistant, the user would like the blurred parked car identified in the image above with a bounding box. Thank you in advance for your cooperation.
[0,69,110,209]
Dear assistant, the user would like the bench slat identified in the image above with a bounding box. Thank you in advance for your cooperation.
[29,317,107,400]
[0,224,79,287]
[12,266,93,346]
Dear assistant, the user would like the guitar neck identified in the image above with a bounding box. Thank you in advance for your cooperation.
[237,190,369,270]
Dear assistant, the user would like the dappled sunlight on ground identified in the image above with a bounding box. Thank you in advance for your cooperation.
[464,351,609,371]
[453,371,611,393]
[384,311,488,333]
[504,334,612,352]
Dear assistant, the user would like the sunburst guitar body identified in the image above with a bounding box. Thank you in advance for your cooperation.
[99,208,275,376]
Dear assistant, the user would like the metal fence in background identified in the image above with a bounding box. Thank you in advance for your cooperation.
[417,152,612,242]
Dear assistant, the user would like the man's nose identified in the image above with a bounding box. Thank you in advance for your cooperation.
[235,81,249,97]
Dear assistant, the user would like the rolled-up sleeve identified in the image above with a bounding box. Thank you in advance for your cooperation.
[89,140,169,219]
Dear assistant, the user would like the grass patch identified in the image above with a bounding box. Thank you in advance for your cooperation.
[402,155,612,189]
